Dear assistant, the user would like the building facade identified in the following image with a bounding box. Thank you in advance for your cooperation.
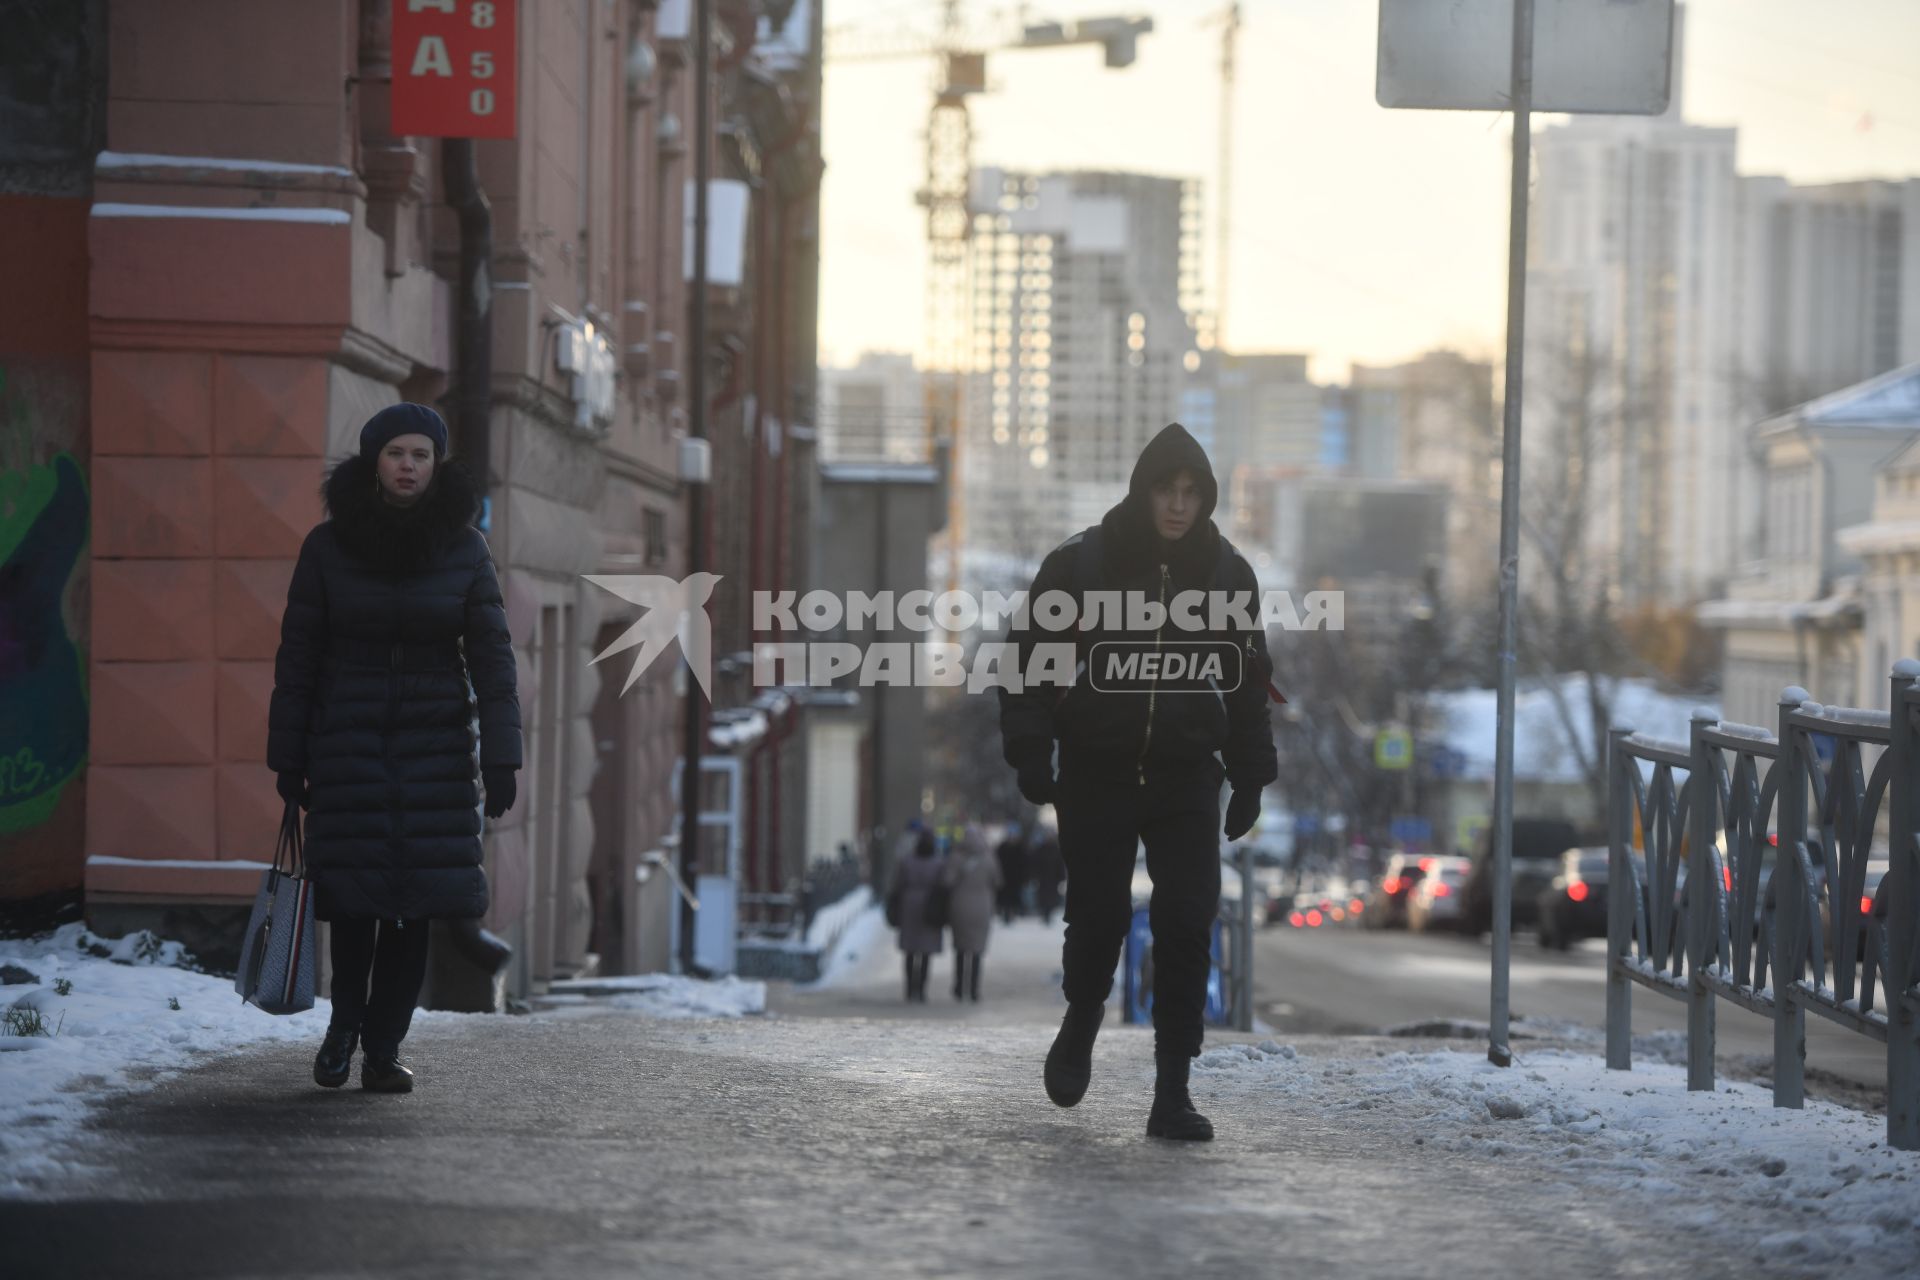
[1700,366,1920,726]
[957,166,1202,576]
[1,0,827,996]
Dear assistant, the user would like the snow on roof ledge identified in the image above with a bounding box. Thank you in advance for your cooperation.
[1785,361,1920,429]
[1434,675,1719,785]
[93,203,350,225]
[96,151,354,178]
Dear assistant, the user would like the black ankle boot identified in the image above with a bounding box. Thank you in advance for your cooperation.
[1147,1046,1213,1141]
[1043,1001,1105,1107]
[361,1048,415,1094]
[313,1025,358,1088]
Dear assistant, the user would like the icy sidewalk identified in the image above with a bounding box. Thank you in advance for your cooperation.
[5,915,1918,1277]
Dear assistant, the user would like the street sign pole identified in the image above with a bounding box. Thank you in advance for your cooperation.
[1486,0,1535,1069]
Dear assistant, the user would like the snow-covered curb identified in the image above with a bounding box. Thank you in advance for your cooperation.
[1186,1039,1920,1270]
[795,901,888,992]
[0,925,345,1190]
[543,972,767,1019]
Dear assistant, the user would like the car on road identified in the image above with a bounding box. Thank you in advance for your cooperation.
[1361,852,1429,930]
[1534,847,1612,950]
[1817,856,1889,962]
[1460,818,1581,936]
[1406,856,1472,933]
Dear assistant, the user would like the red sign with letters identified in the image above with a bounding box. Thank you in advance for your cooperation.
[390,0,517,139]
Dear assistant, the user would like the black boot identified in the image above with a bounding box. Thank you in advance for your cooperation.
[361,1048,415,1094]
[1043,1001,1105,1107]
[1146,1046,1213,1141]
[312,1025,358,1088]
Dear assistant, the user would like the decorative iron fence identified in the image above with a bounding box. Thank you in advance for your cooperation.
[1606,663,1920,1150]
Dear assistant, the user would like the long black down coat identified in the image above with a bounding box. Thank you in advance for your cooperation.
[266,453,523,922]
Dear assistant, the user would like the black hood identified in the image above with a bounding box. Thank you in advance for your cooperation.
[1099,423,1220,581]
[322,452,480,571]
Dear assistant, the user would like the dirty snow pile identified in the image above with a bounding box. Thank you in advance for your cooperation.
[544,972,767,1019]
[1187,1039,1920,1272]
[0,924,337,1189]
[799,894,887,991]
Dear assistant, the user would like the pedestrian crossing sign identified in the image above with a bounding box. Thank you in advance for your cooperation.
[1374,728,1412,771]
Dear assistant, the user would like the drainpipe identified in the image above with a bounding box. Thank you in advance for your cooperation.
[443,139,494,517]
[438,137,511,996]
[679,0,713,975]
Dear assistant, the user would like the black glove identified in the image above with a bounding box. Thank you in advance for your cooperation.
[482,765,518,819]
[1015,757,1056,806]
[1224,787,1261,841]
[275,770,309,811]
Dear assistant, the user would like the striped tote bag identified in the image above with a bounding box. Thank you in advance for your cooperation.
[234,800,317,1015]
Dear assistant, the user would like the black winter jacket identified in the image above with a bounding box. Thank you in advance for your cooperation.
[267,454,523,922]
[998,424,1279,791]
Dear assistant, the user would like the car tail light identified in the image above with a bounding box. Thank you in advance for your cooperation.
[1306,909,1324,927]
[1861,895,1873,916]
[1722,866,1733,893]
[1431,883,1451,898]
[1418,856,1435,872]
[1288,911,1305,927]
[1349,898,1365,914]
[1567,881,1589,903]
[1382,876,1402,895]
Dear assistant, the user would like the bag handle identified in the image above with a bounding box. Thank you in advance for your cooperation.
[274,799,305,880]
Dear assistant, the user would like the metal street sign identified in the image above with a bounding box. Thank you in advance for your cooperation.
[1377,0,1673,115]
[1374,727,1413,771]
[392,0,518,140]
[1377,0,1675,1072]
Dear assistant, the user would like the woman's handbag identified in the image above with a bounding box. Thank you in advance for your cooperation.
[923,880,952,930]
[885,882,904,929]
[234,800,317,1015]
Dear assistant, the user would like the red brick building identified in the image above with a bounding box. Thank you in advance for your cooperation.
[0,0,823,994]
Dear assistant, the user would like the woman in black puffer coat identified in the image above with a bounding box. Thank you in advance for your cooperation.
[267,403,522,1094]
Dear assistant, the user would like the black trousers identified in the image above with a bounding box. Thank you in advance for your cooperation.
[951,951,983,1000]
[1056,762,1222,1058]
[903,952,932,1001]
[328,918,431,1055]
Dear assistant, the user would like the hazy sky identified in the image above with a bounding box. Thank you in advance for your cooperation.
[817,0,1920,383]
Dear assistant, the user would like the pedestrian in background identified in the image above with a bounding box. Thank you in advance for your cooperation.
[994,823,1028,925]
[886,825,946,1002]
[943,824,1004,1002]
[268,403,523,1094]
[1031,825,1064,925]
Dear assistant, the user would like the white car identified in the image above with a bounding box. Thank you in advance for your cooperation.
[1408,856,1472,933]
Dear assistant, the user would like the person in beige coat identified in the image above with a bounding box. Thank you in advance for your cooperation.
[941,824,1005,1002]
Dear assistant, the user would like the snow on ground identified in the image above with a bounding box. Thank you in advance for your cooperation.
[0,922,768,1189]
[796,899,888,992]
[543,972,766,1019]
[803,885,873,952]
[1186,1038,1920,1272]
[0,924,340,1189]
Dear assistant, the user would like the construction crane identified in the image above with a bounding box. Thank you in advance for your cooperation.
[1201,2,1240,351]
[826,6,1154,595]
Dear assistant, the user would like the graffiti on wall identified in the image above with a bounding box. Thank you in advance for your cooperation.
[0,369,89,835]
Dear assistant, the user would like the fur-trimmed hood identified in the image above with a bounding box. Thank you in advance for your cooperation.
[321,453,480,570]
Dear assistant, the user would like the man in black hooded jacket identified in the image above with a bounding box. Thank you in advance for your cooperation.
[999,423,1278,1141]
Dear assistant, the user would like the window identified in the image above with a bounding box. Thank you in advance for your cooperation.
[644,508,668,567]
